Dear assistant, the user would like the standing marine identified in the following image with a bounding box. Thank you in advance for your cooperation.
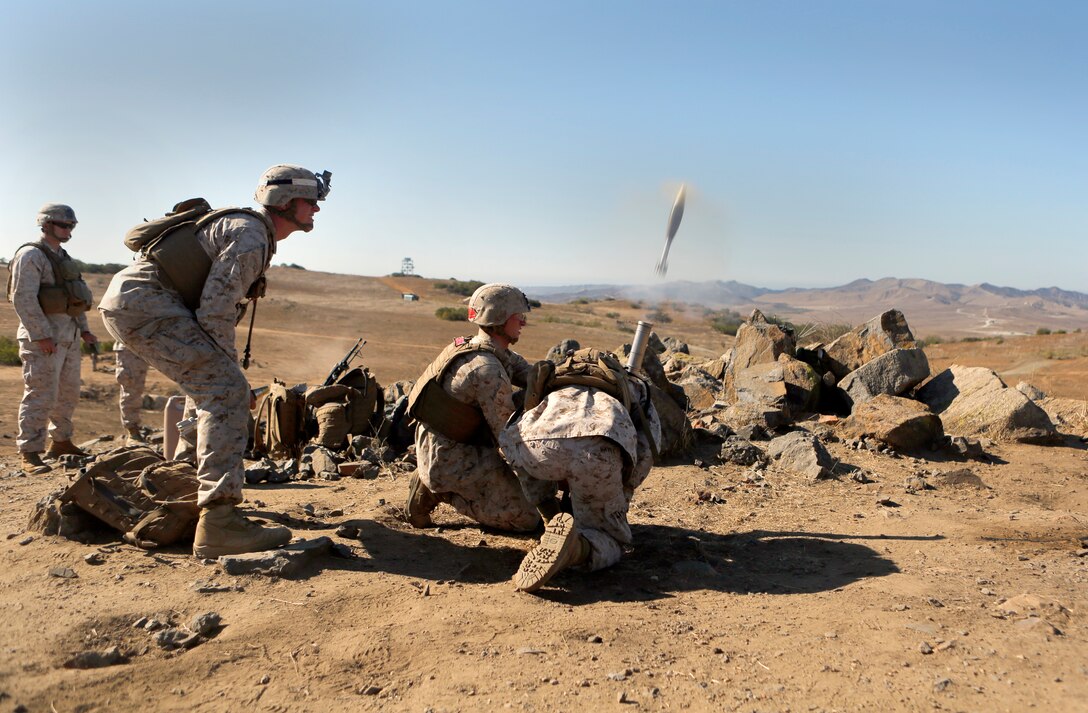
[8,204,98,474]
[99,164,331,558]
[405,283,549,531]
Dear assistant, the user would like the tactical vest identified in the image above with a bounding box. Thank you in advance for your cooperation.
[124,198,276,311]
[407,337,500,445]
[6,242,93,317]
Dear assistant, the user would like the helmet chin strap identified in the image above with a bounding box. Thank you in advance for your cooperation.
[269,203,311,231]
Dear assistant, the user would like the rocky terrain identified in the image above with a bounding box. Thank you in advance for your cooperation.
[0,268,1085,712]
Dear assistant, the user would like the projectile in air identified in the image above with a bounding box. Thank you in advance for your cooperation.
[655,184,686,277]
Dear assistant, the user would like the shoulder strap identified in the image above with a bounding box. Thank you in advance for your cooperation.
[195,207,277,272]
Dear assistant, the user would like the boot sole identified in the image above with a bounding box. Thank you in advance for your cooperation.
[514,513,577,593]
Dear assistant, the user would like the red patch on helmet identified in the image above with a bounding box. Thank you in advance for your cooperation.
[468,308,478,320]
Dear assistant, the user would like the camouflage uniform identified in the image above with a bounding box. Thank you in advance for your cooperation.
[100,212,273,508]
[10,243,89,453]
[499,384,661,570]
[114,341,149,430]
[415,332,542,530]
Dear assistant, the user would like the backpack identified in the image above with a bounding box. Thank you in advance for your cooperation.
[124,198,275,311]
[525,348,634,411]
[59,446,201,548]
[253,369,386,456]
[253,379,307,458]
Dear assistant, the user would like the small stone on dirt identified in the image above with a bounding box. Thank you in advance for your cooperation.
[64,645,125,669]
[919,642,933,654]
[335,524,360,538]
[49,566,77,579]
[188,611,221,636]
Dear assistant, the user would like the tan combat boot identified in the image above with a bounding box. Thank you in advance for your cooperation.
[406,472,440,528]
[20,452,51,475]
[125,426,145,444]
[513,513,590,593]
[193,503,292,559]
[46,440,88,458]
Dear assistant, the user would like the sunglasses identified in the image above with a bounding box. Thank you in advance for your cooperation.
[51,222,76,230]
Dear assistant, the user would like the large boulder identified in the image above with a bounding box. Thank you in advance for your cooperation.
[718,403,788,433]
[766,430,835,480]
[917,365,1059,443]
[838,348,930,407]
[728,354,820,419]
[673,367,722,412]
[825,310,918,381]
[721,310,796,398]
[840,394,944,450]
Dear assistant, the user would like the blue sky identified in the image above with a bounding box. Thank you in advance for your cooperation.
[2,1,1085,291]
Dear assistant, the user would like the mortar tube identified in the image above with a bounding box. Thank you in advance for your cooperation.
[626,321,654,374]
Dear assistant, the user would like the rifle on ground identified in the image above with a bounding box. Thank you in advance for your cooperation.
[325,338,366,385]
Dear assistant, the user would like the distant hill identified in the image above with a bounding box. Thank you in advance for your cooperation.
[526,277,1088,338]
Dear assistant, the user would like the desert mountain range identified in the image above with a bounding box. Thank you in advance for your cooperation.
[526,277,1088,339]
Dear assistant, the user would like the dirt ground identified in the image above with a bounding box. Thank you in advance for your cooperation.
[1,269,1086,712]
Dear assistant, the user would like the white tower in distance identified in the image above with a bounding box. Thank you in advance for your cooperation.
[401,257,415,276]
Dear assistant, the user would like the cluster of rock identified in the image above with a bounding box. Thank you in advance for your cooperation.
[641,309,1079,479]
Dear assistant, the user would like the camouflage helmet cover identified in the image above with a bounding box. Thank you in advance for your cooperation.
[467,283,532,326]
[36,203,78,227]
[254,164,332,208]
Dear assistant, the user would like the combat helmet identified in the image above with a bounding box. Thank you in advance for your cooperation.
[254,165,332,208]
[467,283,531,327]
[36,203,78,227]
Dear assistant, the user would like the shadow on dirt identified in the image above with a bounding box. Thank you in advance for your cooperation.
[326,519,939,602]
[341,518,527,584]
[531,526,940,605]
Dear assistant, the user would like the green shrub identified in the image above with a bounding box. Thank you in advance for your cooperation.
[71,260,126,274]
[0,336,20,366]
[921,335,943,346]
[435,306,468,321]
[647,309,672,324]
[1037,327,1052,335]
[434,279,484,297]
[571,297,591,305]
[707,309,745,336]
[81,340,115,355]
[604,312,619,319]
[528,298,542,308]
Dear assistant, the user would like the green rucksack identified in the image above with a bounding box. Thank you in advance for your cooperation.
[124,198,275,311]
